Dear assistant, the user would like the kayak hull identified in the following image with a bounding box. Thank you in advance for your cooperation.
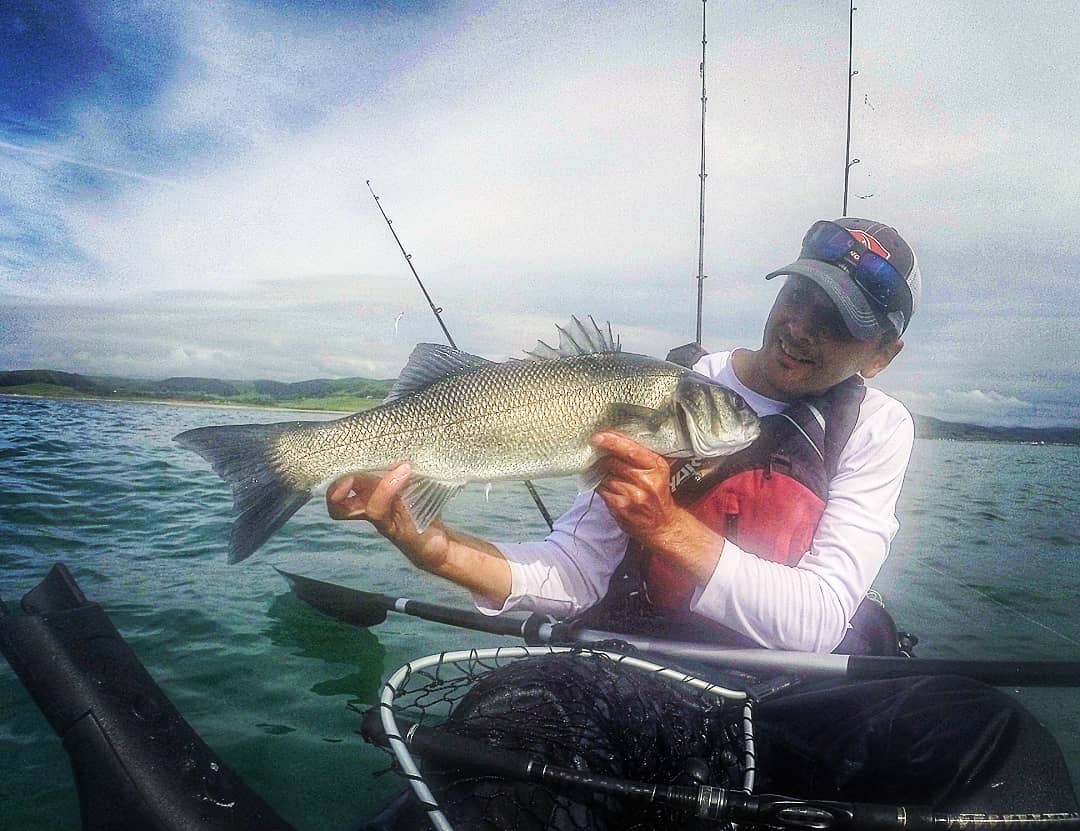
[0,563,297,831]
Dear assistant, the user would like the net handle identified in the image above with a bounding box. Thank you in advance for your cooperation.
[377,645,750,831]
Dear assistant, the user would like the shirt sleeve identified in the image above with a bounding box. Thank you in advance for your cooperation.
[472,492,630,617]
[689,396,915,652]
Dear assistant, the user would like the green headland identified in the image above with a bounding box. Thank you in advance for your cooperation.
[2,368,1078,444]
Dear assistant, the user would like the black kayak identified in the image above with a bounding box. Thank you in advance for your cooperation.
[6,563,1080,831]
[0,563,297,831]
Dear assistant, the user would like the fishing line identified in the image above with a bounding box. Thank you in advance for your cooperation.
[571,487,601,543]
[916,558,1080,649]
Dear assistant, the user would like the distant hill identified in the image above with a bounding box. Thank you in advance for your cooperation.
[912,414,1080,445]
[0,369,394,412]
[2,369,1078,443]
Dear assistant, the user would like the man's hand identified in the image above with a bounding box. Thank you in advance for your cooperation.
[591,431,725,585]
[591,431,678,547]
[325,464,451,573]
[325,464,512,603]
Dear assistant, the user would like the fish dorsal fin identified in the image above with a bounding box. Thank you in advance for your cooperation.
[385,343,496,403]
[525,315,621,361]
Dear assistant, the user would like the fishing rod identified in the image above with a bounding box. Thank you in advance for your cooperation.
[277,568,1080,687]
[365,179,457,348]
[842,0,859,215]
[694,0,708,345]
[365,179,554,530]
[361,707,1080,830]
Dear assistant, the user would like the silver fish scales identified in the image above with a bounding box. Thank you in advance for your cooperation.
[175,316,759,561]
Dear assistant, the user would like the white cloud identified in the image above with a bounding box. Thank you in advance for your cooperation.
[899,388,1034,424]
[3,0,1080,427]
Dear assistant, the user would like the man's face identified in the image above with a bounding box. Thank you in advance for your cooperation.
[756,275,900,400]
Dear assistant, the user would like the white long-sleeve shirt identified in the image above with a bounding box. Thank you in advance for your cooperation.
[477,350,915,653]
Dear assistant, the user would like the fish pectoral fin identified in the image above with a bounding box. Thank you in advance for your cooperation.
[401,477,466,532]
[577,402,669,493]
[602,402,671,441]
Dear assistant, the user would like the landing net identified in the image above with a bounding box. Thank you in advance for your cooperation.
[364,645,755,831]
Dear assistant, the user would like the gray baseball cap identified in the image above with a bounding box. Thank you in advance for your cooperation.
[766,217,922,339]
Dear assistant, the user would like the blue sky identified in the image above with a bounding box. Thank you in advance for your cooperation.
[1,0,1077,428]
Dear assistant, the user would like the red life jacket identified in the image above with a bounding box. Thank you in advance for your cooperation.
[643,376,867,612]
[569,374,908,655]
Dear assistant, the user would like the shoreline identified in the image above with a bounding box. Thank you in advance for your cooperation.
[0,391,355,415]
[3,392,1078,446]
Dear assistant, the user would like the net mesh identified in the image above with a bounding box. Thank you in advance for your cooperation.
[363,648,751,831]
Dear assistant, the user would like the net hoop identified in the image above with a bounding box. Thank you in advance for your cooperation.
[377,644,756,831]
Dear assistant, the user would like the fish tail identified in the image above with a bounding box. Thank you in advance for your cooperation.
[174,423,312,562]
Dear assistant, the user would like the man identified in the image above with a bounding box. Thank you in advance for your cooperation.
[333,217,1077,814]
[327,217,916,654]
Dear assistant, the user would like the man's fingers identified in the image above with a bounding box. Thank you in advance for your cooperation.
[326,475,356,503]
[597,476,642,504]
[326,464,413,522]
[601,456,649,482]
[367,462,413,519]
[591,431,663,468]
[326,475,363,519]
[596,487,641,530]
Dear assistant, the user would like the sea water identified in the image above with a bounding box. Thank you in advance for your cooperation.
[0,395,1077,829]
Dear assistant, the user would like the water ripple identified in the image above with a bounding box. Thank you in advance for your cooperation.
[2,396,1079,826]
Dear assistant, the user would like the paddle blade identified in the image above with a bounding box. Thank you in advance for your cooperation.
[274,567,389,627]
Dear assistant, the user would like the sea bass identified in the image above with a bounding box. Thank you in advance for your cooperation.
[174,316,760,562]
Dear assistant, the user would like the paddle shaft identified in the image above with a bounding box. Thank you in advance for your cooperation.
[536,623,1080,686]
[277,569,1080,686]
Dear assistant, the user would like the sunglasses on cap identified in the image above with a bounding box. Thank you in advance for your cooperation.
[801,220,913,335]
